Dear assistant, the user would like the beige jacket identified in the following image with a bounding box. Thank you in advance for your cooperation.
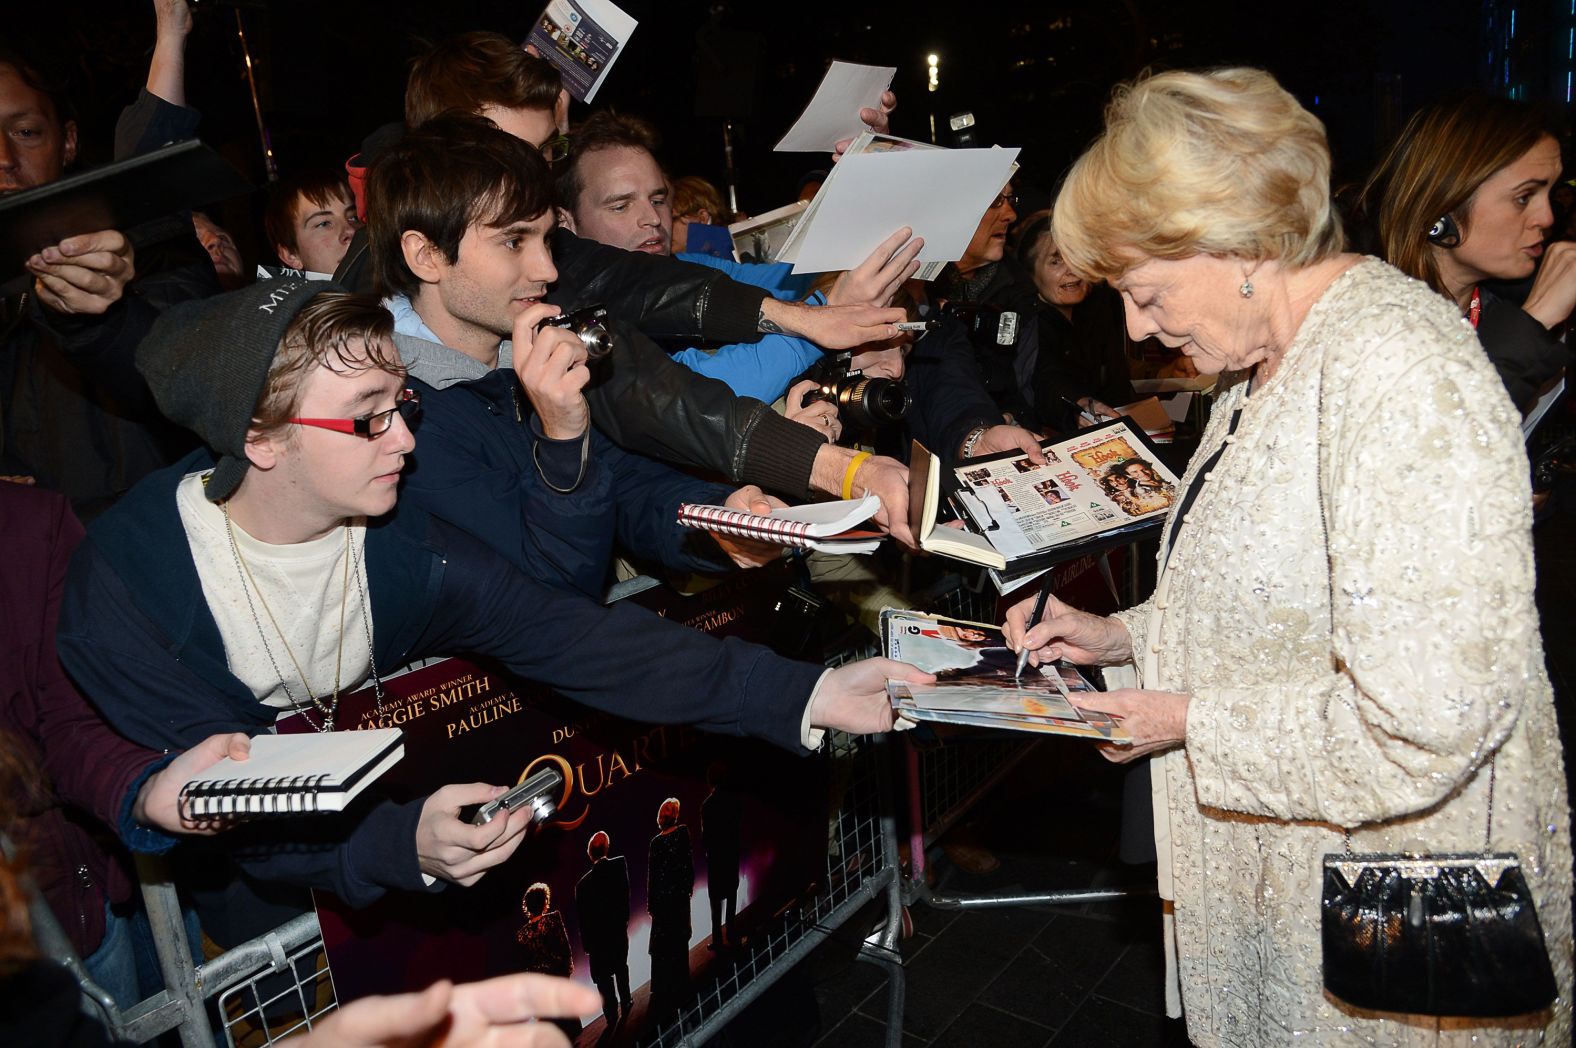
[1113,259,1571,1046]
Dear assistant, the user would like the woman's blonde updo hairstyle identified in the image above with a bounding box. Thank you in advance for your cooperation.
[1053,67,1344,282]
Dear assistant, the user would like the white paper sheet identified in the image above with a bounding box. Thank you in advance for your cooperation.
[788,147,1019,275]
[774,61,896,152]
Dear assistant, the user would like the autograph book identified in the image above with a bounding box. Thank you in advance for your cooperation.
[677,493,884,554]
[909,417,1181,573]
[178,728,404,816]
[881,610,1130,743]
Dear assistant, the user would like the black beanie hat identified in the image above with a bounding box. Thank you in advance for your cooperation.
[136,277,346,502]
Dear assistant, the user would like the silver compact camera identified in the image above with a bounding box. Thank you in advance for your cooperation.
[542,304,613,361]
[471,766,564,826]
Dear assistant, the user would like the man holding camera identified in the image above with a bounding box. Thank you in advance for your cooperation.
[327,33,919,546]
[368,117,784,593]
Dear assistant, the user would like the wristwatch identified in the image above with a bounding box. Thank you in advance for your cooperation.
[959,425,990,459]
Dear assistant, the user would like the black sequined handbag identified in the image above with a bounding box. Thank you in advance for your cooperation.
[1320,849,1558,1016]
[1310,348,1557,1019]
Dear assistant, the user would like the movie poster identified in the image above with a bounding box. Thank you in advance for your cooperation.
[293,568,826,1044]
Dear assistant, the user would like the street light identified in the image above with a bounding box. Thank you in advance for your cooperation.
[927,53,940,143]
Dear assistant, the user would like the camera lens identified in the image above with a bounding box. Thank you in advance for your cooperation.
[838,376,909,429]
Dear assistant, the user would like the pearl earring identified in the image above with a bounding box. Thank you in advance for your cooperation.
[1239,277,1254,299]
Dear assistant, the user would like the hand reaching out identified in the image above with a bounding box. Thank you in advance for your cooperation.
[710,484,790,569]
[833,90,898,158]
[416,783,535,886]
[826,227,923,308]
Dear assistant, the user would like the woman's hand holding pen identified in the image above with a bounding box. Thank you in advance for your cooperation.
[1003,593,1133,667]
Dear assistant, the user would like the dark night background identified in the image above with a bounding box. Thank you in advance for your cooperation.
[6,1,1550,262]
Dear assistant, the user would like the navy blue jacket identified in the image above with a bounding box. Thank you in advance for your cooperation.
[56,452,824,906]
[905,318,1007,464]
[393,335,735,597]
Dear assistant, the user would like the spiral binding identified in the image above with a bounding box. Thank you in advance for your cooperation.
[676,503,814,547]
[180,773,334,817]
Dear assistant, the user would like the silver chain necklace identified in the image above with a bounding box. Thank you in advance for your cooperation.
[220,502,386,732]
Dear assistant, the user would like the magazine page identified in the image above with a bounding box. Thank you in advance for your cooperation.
[880,609,1093,710]
[728,200,807,263]
[526,0,637,103]
[951,419,1180,561]
[880,610,1129,742]
[896,705,1129,742]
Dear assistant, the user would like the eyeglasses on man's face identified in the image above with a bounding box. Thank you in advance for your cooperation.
[988,192,1020,212]
[541,134,572,165]
[289,388,422,438]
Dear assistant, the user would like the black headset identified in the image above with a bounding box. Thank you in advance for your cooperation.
[1426,213,1462,248]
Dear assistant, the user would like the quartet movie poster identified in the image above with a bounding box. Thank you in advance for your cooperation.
[295,566,827,1045]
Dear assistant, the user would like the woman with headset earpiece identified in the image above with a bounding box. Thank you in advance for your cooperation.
[1364,95,1573,412]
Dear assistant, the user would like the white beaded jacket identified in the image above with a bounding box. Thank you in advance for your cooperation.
[1113,258,1572,1046]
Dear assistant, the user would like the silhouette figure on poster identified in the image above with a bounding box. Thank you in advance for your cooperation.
[646,797,694,1015]
[575,830,633,1028]
[701,762,743,950]
[516,881,580,1038]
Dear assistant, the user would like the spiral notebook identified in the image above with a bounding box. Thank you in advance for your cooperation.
[177,728,404,816]
[676,493,885,554]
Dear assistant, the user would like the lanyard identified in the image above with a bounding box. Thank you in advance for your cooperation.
[1468,286,1482,329]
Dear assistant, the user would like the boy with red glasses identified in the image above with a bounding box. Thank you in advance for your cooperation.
[56,277,928,919]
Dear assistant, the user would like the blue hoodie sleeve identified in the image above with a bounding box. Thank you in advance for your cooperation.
[673,254,814,300]
[667,290,827,402]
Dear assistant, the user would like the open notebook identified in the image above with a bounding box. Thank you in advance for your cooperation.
[177,728,404,816]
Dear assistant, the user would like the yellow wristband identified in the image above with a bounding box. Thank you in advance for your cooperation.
[841,451,873,501]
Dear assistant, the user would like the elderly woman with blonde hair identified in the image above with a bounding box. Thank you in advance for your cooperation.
[1005,68,1571,1045]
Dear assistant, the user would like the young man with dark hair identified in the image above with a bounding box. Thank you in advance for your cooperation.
[369,117,779,594]
[56,278,927,913]
[264,170,362,276]
[404,29,568,148]
[330,33,920,541]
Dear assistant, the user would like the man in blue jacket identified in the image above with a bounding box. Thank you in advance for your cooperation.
[56,278,929,914]
[369,118,781,596]
[554,110,922,405]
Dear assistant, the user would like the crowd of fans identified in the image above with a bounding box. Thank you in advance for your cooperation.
[2,4,1573,1047]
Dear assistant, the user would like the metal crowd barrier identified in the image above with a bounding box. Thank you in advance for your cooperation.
[36,636,907,1048]
[135,855,334,1047]
[39,561,1141,1047]
[635,730,906,1048]
[901,565,1148,913]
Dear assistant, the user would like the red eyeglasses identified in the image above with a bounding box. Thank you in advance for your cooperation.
[289,388,422,438]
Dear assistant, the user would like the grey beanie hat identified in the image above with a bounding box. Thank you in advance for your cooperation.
[136,277,346,502]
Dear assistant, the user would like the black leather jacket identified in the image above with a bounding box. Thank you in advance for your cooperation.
[336,226,827,497]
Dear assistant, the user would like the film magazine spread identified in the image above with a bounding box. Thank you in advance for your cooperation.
[912,417,1182,575]
[881,610,1131,743]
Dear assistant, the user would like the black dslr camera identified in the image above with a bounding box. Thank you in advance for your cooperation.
[802,351,909,434]
[543,304,613,361]
[941,301,1020,348]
